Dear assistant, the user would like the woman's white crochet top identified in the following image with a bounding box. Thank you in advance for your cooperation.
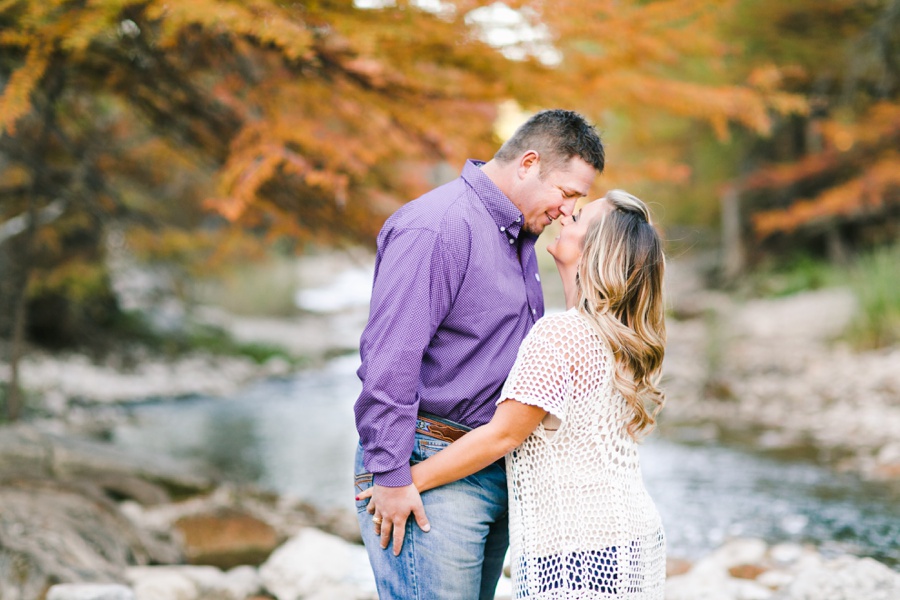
[499,309,666,599]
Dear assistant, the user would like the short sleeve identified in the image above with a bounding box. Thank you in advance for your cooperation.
[498,317,569,419]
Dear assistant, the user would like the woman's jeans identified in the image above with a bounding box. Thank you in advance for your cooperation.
[354,433,509,600]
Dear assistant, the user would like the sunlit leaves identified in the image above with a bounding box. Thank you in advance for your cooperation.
[749,102,900,238]
[0,43,48,135]
[146,0,313,60]
[753,156,900,237]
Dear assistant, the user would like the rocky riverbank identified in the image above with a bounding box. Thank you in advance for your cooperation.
[3,424,898,600]
[662,258,900,481]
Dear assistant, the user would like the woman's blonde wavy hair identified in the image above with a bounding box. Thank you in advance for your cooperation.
[575,189,666,439]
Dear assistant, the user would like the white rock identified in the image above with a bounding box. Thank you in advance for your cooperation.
[304,583,377,600]
[128,570,197,600]
[171,565,228,592]
[783,555,900,600]
[46,584,135,600]
[768,542,805,566]
[224,565,262,598]
[666,570,737,600]
[756,568,794,590]
[707,538,768,570]
[876,441,900,464]
[127,565,239,600]
[735,579,773,600]
[259,528,376,600]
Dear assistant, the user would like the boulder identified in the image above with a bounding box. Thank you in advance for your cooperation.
[0,478,173,600]
[174,508,281,569]
[258,528,376,600]
[0,425,212,499]
[126,565,261,600]
[779,555,900,600]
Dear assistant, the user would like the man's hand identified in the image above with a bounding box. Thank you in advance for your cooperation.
[365,483,430,556]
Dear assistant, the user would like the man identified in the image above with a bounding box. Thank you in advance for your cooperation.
[354,109,605,599]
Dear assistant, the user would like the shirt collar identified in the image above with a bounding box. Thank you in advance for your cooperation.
[461,159,527,241]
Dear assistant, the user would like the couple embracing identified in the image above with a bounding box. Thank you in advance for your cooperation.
[353,110,667,600]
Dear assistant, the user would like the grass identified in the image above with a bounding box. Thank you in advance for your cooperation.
[112,310,304,367]
[183,323,305,366]
[740,253,845,298]
[0,381,41,423]
[845,245,900,349]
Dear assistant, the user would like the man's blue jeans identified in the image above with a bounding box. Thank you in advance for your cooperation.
[354,434,509,599]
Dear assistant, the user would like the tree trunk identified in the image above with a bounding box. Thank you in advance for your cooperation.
[721,185,745,282]
[7,272,29,421]
[6,197,37,422]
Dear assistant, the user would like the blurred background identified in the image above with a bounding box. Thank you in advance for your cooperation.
[1,1,898,599]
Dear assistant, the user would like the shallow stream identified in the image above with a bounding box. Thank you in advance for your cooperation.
[111,354,900,568]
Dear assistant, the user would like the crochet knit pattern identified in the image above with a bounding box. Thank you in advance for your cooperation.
[499,309,666,599]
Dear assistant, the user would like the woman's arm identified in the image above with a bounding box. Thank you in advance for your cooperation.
[412,400,547,493]
[360,400,546,509]
[361,400,547,536]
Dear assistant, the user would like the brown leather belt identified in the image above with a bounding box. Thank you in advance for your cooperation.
[415,411,471,443]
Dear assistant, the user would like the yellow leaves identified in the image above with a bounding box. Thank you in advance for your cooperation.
[596,73,771,139]
[0,0,23,13]
[752,156,900,238]
[604,159,693,187]
[58,1,132,54]
[0,163,31,190]
[0,43,49,135]
[342,56,391,88]
[146,0,313,61]
[210,122,349,223]
[820,102,900,152]
[747,64,787,91]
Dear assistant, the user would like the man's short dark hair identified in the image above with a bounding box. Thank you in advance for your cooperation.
[494,109,605,176]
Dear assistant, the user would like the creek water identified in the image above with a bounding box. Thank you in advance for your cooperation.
[110,353,900,568]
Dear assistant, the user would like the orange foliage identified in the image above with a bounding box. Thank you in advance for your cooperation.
[744,102,900,238]
[753,157,900,238]
[721,0,900,247]
[0,43,48,135]
[0,0,809,252]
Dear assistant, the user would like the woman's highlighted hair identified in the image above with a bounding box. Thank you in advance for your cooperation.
[576,190,666,438]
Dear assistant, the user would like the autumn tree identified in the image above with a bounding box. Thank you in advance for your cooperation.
[717,0,900,268]
[0,0,802,418]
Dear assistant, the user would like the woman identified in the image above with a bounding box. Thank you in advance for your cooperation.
[362,190,667,599]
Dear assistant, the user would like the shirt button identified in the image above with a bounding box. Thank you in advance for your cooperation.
[532,308,537,315]
[535,273,541,282]
[500,226,505,232]
[516,217,521,223]
[508,238,515,245]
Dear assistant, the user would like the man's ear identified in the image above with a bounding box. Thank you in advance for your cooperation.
[517,150,540,179]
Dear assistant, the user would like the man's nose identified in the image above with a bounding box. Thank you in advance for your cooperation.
[559,199,576,218]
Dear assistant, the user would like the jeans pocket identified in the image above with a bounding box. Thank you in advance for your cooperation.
[411,437,449,464]
[354,471,373,512]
